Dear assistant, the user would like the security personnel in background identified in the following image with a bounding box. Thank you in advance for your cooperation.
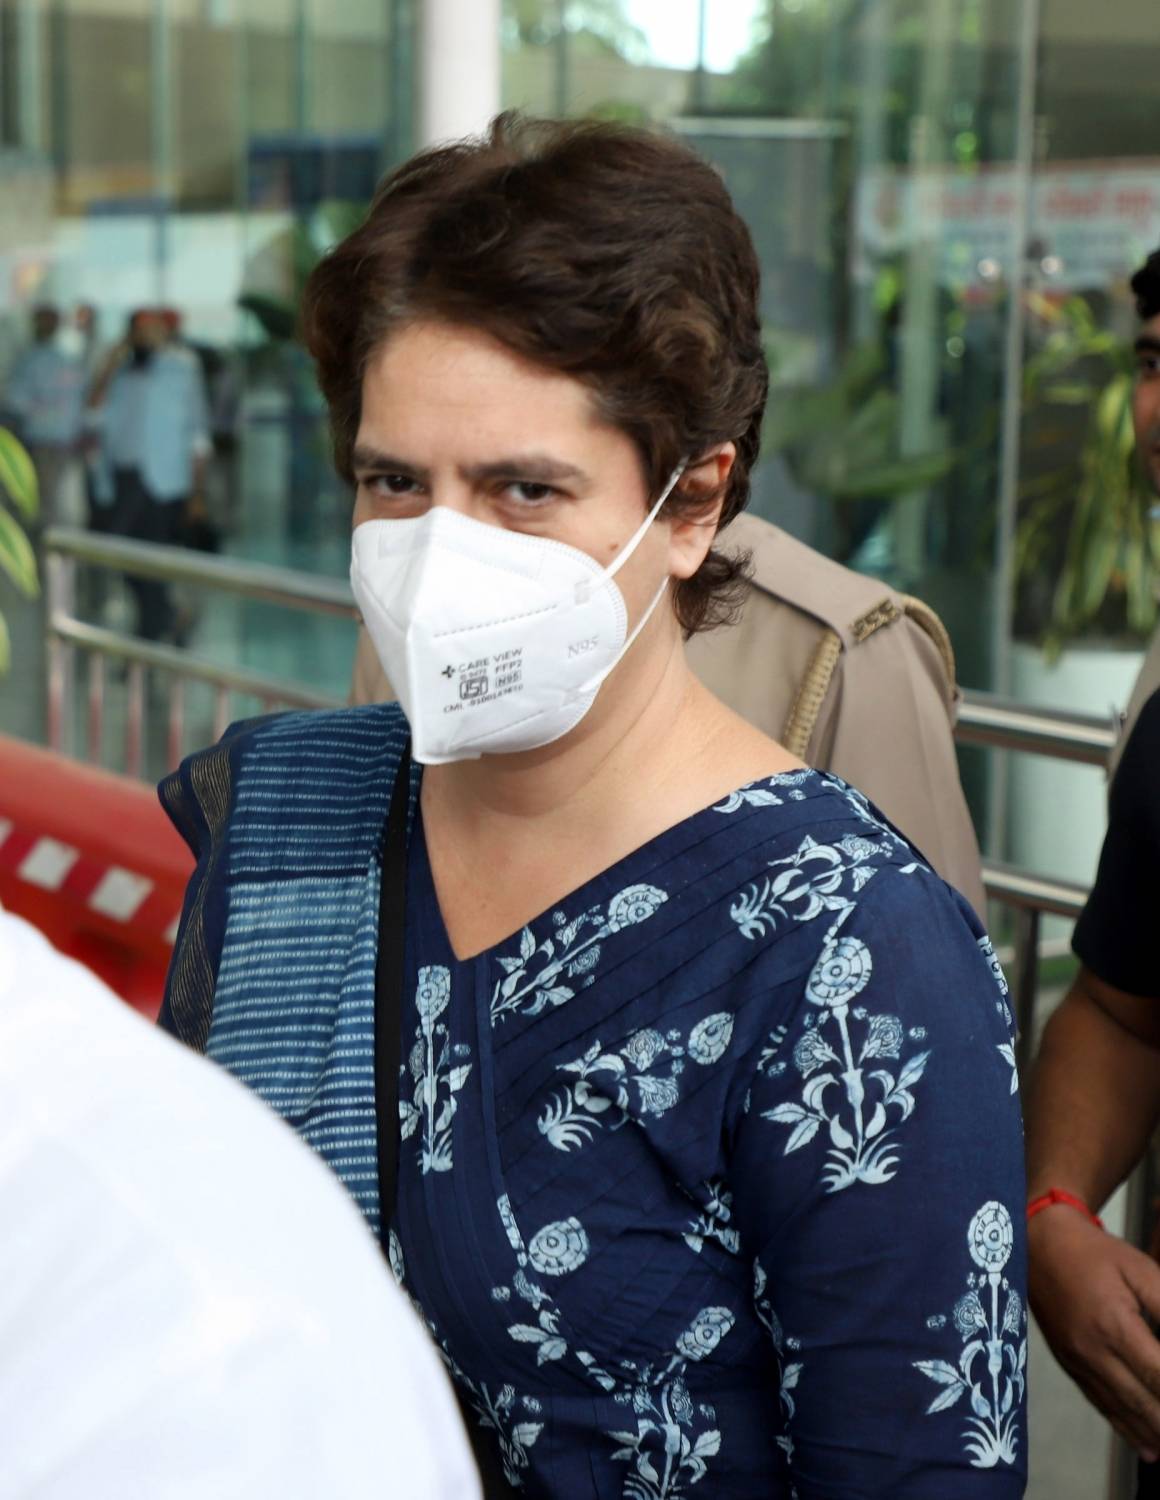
[350,508,986,918]
[1107,247,1160,776]
[1025,245,1160,1498]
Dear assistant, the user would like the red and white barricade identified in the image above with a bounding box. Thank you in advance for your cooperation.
[0,734,193,1017]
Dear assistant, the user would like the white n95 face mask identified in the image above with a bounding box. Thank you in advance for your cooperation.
[350,465,684,764]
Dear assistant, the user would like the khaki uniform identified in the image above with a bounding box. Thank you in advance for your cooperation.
[350,510,986,916]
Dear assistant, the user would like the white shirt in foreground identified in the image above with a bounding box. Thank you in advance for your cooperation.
[0,906,480,1499]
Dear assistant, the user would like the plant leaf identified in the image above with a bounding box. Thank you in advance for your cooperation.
[0,429,38,520]
[0,506,38,597]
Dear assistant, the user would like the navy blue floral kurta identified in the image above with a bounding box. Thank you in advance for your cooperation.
[160,704,1027,1498]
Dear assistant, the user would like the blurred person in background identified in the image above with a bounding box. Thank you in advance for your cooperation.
[0,898,480,1499]
[159,115,1026,1497]
[1025,247,1160,1497]
[2,305,86,528]
[59,301,100,374]
[88,308,211,642]
[65,303,120,538]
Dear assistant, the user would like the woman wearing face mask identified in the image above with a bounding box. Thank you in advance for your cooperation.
[160,116,1026,1498]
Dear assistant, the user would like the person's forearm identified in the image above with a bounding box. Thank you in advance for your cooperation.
[1026,978,1160,1211]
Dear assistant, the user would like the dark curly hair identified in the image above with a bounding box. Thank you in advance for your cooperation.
[1131,249,1160,321]
[302,112,770,635]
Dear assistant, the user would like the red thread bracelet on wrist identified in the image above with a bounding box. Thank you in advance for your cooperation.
[1027,1188,1104,1230]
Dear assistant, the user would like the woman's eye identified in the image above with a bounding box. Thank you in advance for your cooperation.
[366,473,418,496]
[506,481,557,504]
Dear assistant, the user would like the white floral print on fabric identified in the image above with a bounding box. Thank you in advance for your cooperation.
[529,1217,589,1276]
[607,1306,736,1499]
[384,1231,546,1492]
[979,936,1016,1030]
[398,965,472,1173]
[729,833,885,943]
[829,777,923,863]
[974,935,1019,1093]
[491,884,668,1026]
[713,769,816,814]
[387,1228,406,1288]
[688,1013,733,1065]
[683,1178,741,1257]
[460,1377,545,1489]
[761,937,932,1192]
[494,1195,618,1392]
[537,1013,735,1154]
[495,1268,569,1367]
[914,1201,1026,1470]
[754,1259,802,1490]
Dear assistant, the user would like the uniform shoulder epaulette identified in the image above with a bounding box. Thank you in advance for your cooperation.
[720,512,957,756]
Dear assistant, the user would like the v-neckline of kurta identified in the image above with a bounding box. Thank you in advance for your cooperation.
[408,764,826,971]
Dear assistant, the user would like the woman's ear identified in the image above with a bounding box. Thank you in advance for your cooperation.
[667,443,737,580]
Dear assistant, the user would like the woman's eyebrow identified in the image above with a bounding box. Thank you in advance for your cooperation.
[351,445,427,479]
[351,445,590,486]
[462,455,590,485]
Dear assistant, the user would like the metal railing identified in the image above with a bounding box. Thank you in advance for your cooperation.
[956,692,1117,1074]
[38,524,1138,1497]
[43,527,354,776]
[42,524,1113,1068]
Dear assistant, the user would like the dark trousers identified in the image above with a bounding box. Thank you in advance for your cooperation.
[28,443,75,529]
[112,467,186,642]
[1141,1459,1160,1498]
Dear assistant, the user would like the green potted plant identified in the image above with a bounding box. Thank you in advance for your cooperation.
[1014,294,1157,657]
[1007,292,1154,910]
[0,428,39,675]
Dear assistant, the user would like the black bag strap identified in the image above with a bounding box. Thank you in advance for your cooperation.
[372,744,513,1497]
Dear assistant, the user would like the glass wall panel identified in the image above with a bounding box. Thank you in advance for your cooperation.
[0,0,417,756]
[503,0,1026,828]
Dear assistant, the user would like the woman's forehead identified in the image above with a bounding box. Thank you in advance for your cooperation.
[359,322,614,453]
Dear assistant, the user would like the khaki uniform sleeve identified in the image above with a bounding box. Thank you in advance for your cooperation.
[814,612,986,919]
[686,591,820,742]
[350,625,395,707]
[688,514,985,918]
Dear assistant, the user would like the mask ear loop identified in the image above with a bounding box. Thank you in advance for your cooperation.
[574,462,687,605]
[577,573,670,696]
[575,463,689,693]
